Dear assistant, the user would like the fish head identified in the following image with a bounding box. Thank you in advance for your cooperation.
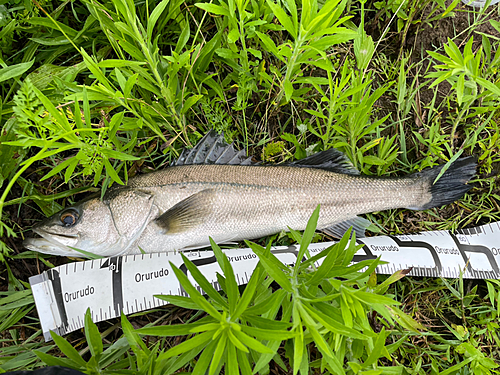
[24,196,123,257]
[24,189,157,257]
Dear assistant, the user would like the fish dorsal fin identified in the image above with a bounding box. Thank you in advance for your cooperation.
[320,216,372,238]
[174,130,255,166]
[288,149,359,175]
[155,189,215,234]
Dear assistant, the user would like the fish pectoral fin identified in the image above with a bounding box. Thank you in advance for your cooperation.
[156,189,215,234]
[320,216,373,238]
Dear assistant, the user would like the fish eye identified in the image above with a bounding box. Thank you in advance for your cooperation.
[60,210,79,227]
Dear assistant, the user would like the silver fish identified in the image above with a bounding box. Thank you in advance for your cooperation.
[24,131,476,257]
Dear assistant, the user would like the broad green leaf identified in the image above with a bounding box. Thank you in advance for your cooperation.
[294,204,319,276]
[284,79,293,102]
[191,338,218,375]
[227,330,248,352]
[121,313,149,355]
[476,76,500,97]
[228,28,240,44]
[34,350,80,368]
[298,304,334,358]
[114,68,127,96]
[442,0,460,17]
[49,331,87,367]
[97,60,147,68]
[41,158,78,182]
[0,60,34,83]
[266,0,296,39]
[253,339,283,373]
[241,325,296,341]
[216,48,240,60]
[226,339,238,374]
[233,330,274,353]
[352,290,400,306]
[302,303,368,339]
[123,73,138,99]
[32,86,79,144]
[308,0,343,32]
[237,347,254,375]
[176,18,190,53]
[137,320,214,336]
[63,158,79,183]
[181,94,203,114]
[104,158,124,185]
[108,112,125,140]
[29,36,71,46]
[362,155,387,166]
[100,148,140,161]
[364,327,390,366]
[432,150,463,185]
[81,48,114,91]
[209,333,226,375]
[195,3,230,16]
[179,254,228,308]
[210,238,238,312]
[84,309,103,357]
[354,32,374,71]
[0,289,33,305]
[28,17,78,37]
[293,320,304,375]
[163,331,213,359]
[147,0,170,42]
[247,243,293,292]
[244,314,291,331]
[232,267,260,319]
[255,31,283,61]
[388,306,425,333]
[170,261,223,319]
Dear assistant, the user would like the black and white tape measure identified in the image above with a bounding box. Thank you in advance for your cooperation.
[30,221,500,341]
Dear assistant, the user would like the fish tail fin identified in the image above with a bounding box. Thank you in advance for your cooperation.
[406,156,477,210]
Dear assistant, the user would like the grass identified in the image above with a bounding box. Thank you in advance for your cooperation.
[0,0,500,373]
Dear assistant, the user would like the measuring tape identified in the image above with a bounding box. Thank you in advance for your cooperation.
[30,221,500,341]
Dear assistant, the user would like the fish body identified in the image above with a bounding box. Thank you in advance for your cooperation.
[24,132,476,257]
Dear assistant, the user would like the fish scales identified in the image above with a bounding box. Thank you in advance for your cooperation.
[23,131,477,257]
[122,164,425,254]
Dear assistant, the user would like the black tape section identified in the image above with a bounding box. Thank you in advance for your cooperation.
[100,257,123,316]
[449,232,500,277]
[179,255,217,275]
[112,257,123,316]
[178,255,217,296]
[389,236,442,274]
[48,269,68,335]
[353,240,377,262]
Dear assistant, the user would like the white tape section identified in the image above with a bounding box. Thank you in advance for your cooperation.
[30,221,500,341]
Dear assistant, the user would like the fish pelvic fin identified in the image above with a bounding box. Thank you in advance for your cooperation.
[406,156,477,210]
[156,189,215,233]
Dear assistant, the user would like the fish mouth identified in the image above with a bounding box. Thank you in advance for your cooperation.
[23,228,79,256]
[38,230,78,239]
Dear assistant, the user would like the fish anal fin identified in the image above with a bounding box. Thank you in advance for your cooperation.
[156,189,215,234]
[320,216,373,238]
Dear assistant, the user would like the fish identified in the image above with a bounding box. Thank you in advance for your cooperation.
[23,131,477,257]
